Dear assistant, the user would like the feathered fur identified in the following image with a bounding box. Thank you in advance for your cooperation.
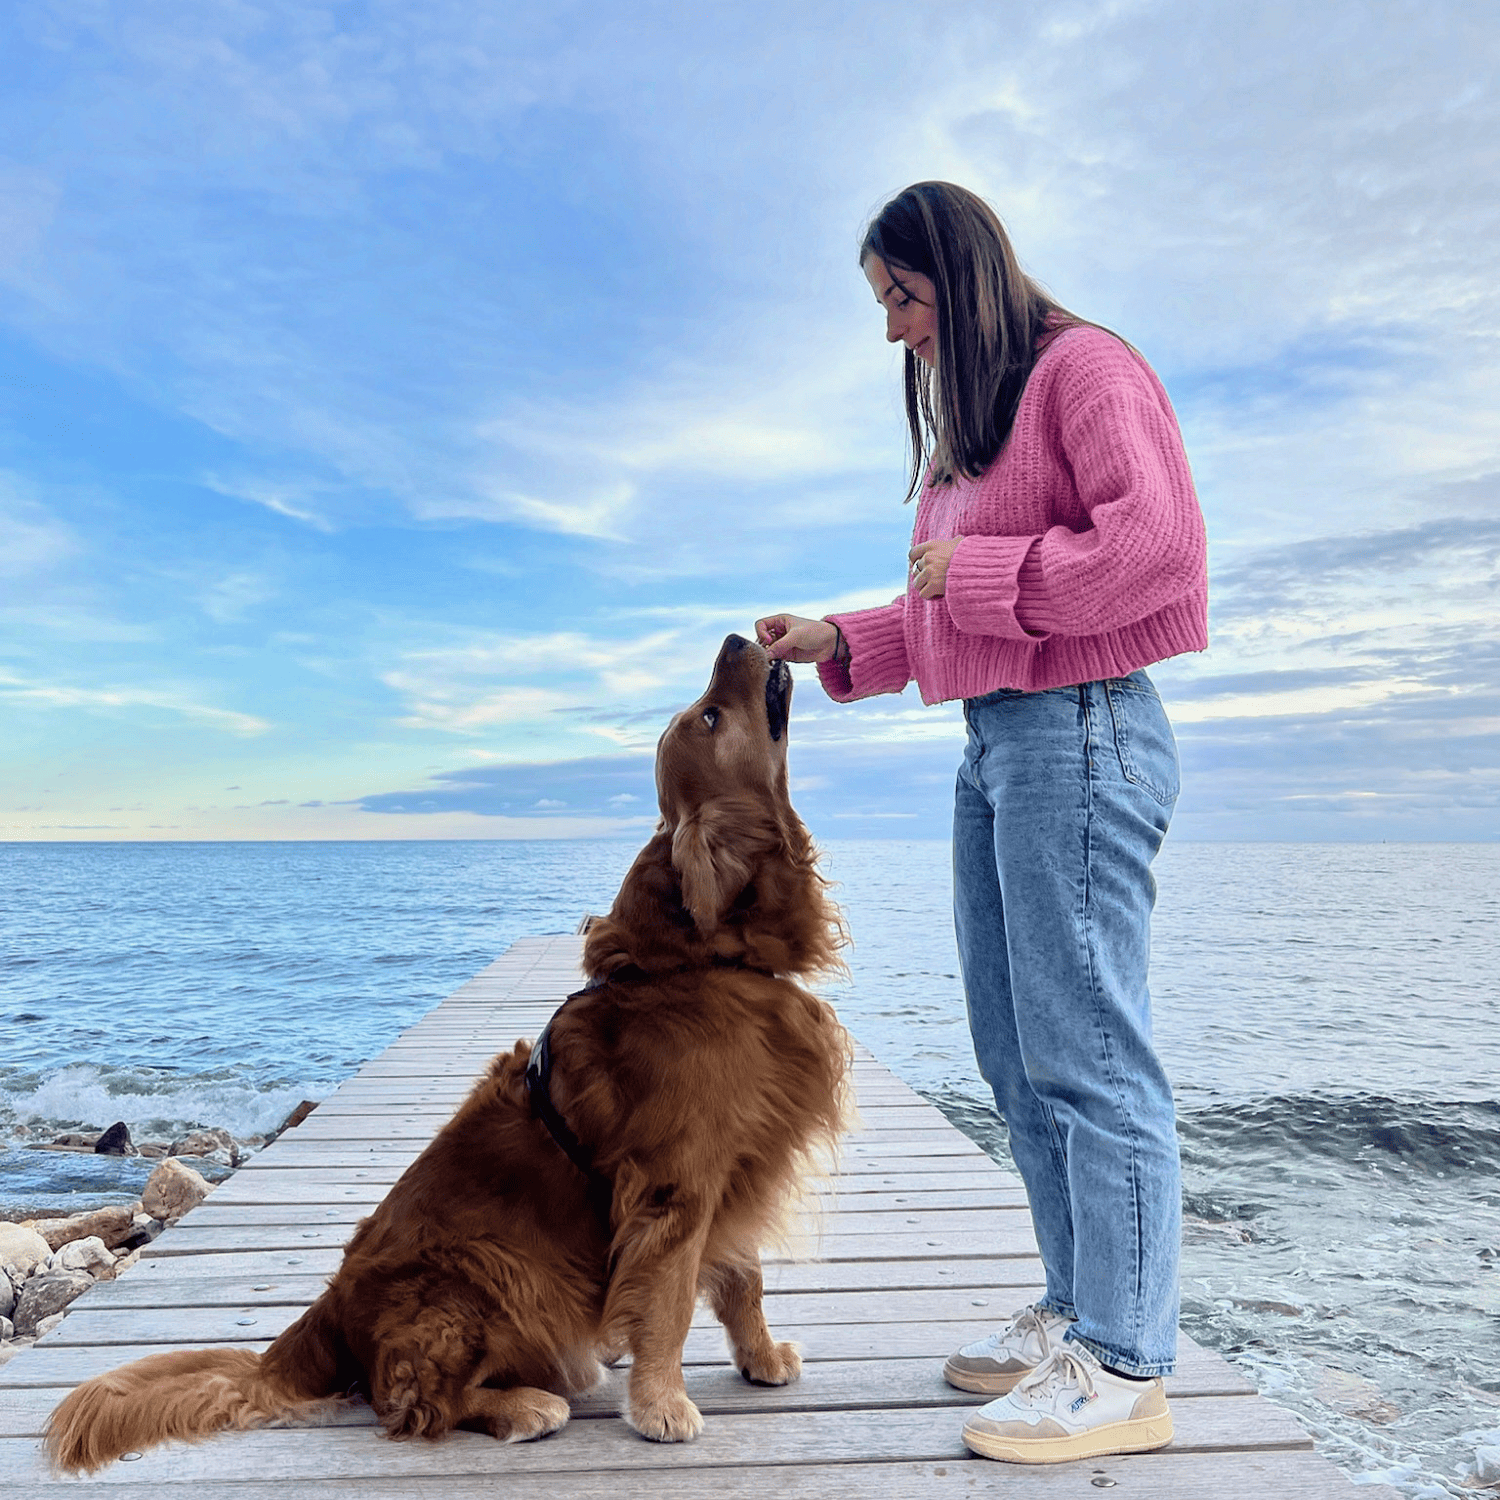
[47,633,851,1471]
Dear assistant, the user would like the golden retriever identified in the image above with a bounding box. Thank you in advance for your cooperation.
[47,633,850,1472]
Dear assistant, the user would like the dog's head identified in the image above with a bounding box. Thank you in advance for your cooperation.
[582,634,844,980]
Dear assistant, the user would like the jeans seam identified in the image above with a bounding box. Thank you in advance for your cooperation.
[1084,684,1147,1359]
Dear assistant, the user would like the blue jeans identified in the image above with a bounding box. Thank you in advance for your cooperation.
[953,671,1181,1376]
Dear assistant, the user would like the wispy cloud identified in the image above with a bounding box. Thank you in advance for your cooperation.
[0,670,270,735]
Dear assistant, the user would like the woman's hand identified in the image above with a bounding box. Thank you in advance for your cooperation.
[755,613,840,663]
[909,537,961,599]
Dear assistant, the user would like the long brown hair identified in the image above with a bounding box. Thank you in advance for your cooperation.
[861,181,1088,501]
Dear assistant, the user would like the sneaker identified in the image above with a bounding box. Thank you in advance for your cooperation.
[961,1342,1173,1464]
[942,1302,1076,1394]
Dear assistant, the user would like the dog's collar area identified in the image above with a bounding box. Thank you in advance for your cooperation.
[579,953,774,989]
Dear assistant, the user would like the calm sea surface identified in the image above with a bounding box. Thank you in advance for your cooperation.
[2,839,1497,1498]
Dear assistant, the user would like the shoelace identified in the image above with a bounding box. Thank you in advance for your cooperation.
[1013,1343,1096,1405]
[1007,1305,1048,1345]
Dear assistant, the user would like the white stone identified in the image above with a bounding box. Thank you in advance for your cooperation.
[32,1312,65,1339]
[0,1268,13,1320]
[49,1236,114,1276]
[0,1315,13,1341]
[0,1223,51,1278]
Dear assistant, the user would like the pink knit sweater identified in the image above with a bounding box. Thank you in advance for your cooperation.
[818,326,1208,704]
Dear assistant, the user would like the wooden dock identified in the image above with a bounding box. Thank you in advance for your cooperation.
[0,936,1394,1497]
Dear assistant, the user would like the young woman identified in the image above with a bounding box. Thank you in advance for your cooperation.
[755,181,1207,1465]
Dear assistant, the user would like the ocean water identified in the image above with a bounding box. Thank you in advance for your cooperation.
[2,838,1497,1498]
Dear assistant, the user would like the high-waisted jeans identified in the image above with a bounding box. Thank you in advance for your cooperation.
[953,670,1181,1376]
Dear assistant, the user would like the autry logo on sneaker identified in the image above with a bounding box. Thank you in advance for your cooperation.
[1069,1391,1098,1414]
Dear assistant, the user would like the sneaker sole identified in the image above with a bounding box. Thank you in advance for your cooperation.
[942,1359,1030,1395]
[962,1411,1174,1464]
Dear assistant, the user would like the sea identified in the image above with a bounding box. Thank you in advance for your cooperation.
[1,838,1497,1497]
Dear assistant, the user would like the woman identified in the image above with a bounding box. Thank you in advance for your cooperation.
[755,181,1207,1465]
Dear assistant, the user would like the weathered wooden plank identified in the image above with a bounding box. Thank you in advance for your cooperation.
[194,1184,1028,1219]
[230,1141,1007,1179]
[134,1222,1038,1259]
[20,1314,1250,1384]
[70,1254,1049,1303]
[44,1286,1112,1349]
[0,1450,1402,1500]
[0,1395,1316,1487]
[0,1344,1256,1436]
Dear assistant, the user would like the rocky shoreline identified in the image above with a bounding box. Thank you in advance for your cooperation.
[0,1104,317,1368]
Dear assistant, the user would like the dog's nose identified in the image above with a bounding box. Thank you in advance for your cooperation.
[722,634,751,654]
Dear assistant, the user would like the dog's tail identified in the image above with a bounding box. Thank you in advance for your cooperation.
[46,1302,347,1474]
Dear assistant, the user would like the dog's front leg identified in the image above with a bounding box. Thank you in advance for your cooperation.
[604,1166,709,1442]
[702,1257,802,1386]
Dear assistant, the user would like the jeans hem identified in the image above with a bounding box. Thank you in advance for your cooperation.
[1063,1327,1176,1379]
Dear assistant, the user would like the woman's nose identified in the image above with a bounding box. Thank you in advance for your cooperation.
[885,313,903,344]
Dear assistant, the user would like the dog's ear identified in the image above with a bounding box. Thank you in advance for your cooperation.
[671,800,762,934]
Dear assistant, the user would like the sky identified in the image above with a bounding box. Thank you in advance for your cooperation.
[2,0,1497,843]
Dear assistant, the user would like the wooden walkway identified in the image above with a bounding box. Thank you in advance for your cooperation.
[0,936,1394,1498]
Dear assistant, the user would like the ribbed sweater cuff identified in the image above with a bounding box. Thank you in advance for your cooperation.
[818,608,911,701]
[945,536,1051,641]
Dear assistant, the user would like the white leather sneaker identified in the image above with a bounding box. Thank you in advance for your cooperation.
[961,1341,1173,1463]
[942,1302,1076,1394]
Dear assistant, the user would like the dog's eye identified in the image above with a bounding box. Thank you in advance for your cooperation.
[701,707,720,730]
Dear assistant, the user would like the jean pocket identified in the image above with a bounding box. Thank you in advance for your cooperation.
[1104,678,1180,807]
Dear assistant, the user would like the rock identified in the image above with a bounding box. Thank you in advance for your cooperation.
[49,1236,114,1277]
[35,1205,138,1253]
[1474,1444,1500,1485]
[13,1270,94,1336]
[93,1121,136,1156]
[0,1268,12,1319]
[1313,1366,1401,1424]
[169,1127,238,1162]
[117,1214,163,1253]
[112,1248,142,1277]
[50,1132,98,1148]
[276,1100,318,1134]
[138,1142,169,1159]
[0,1315,12,1341]
[141,1158,212,1223]
[33,1312,65,1339]
[0,1222,52,1278]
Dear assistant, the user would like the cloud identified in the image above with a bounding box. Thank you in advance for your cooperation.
[355,754,657,819]
[0,669,270,735]
[0,477,75,576]
[200,473,337,531]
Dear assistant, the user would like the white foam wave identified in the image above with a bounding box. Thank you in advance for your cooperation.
[1,1064,327,1140]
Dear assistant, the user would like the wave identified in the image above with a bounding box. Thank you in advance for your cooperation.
[0,1063,325,1142]
[1178,1092,1500,1182]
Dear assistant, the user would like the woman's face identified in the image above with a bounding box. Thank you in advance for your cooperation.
[863,254,938,366]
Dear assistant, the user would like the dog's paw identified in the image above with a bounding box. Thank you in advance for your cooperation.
[736,1339,802,1387]
[628,1390,704,1443]
[510,1391,571,1443]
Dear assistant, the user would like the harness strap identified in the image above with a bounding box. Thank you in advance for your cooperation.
[524,1007,614,1227]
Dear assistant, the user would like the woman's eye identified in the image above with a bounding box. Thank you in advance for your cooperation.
[702,707,720,730]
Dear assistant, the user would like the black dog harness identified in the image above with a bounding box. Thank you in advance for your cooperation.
[524,1005,599,1184]
[523,957,771,1225]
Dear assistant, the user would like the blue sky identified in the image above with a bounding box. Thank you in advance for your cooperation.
[2,0,1497,842]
